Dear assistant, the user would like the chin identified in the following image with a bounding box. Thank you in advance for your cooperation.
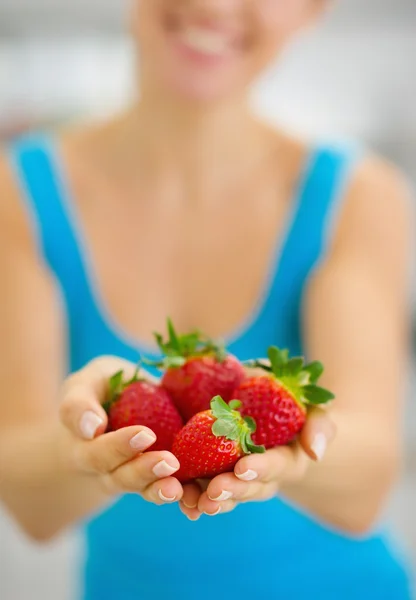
[162,71,244,105]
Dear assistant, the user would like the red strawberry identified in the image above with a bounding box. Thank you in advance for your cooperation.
[234,347,335,448]
[150,319,245,422]
[104,369,183,452]
[173,396,265,483]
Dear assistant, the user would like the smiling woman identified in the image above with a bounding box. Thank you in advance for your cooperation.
[0,1,414,599]
[134,0,324,101]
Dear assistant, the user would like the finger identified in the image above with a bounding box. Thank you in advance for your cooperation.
[234,445,308,485]
[197,492,237,516]
[179,503,202,521]
[103,451,180,495]
[60,357,157,440]
[300,406,337,461]
[204,472,272,505]
[72,425,157,474]
[182,482,202,510]
[179,482,203,521]
[60,381,109,441]
[143,477,184,505]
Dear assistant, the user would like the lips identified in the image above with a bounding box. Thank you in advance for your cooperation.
[163,9,246,61]
[178,27,232,57]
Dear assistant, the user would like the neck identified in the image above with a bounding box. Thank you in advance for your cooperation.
[115,90,270,182]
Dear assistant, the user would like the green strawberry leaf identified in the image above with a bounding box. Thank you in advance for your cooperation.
[229,400,242,410]
[245,346,335,411]
[163,356,187,369]
[243,416,257,433]
[213,341,227,363]
[283,357,304,377]
[104,369,126,413]
[109,370,124,398]
[268,346,290,377]
[303,385,335,405]
[210,396,265,455]
[303,361,324,384]
[245,436,266,454]
[268,346,283,374]
[212,420,238,439]
[167,318,181,354]
[153,318,227,362]
[211,396,234,420]
[243,359,273,372]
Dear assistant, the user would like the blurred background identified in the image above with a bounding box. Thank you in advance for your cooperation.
[0,0,415,598]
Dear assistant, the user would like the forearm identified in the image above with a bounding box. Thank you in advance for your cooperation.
[0,420,111,541]
[281,409,401,533]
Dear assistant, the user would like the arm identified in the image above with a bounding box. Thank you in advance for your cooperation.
[191,157,413,533]
[0,160,183,541]
[283,157,413,532]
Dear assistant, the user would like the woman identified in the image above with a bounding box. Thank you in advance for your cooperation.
[0,1,413,598]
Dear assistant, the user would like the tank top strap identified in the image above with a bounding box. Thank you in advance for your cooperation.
[8,134,105,368]
[260,143,362,356]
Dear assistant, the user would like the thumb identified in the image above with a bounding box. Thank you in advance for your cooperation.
[299,406,337,462]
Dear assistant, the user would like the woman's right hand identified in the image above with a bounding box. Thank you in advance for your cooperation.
[58,357,184,505]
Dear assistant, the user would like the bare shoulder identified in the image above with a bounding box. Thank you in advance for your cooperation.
[0,152,34,250]
[0,148,54,288]
[335,154,414,259]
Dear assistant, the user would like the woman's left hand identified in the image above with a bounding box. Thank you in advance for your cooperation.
[179,406,336,520]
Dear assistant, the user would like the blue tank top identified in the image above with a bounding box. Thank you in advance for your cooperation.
[9,135,413,600]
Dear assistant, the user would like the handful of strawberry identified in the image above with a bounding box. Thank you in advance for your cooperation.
[150,319,245,421]
[104,319,334,483]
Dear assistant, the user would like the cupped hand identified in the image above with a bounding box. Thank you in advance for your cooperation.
[180,406,336,519]
[59,356,184,505]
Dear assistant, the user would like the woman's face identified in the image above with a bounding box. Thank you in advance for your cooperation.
[133,0,324,103]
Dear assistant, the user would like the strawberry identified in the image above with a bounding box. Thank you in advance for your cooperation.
[235,347,335,448]
[104,369,183,452]
[149,319,245,422]
[172,396,265,483]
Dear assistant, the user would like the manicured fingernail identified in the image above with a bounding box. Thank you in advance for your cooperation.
[158,489,176,503]
[205,506,221,517]
[311,433,327,461]
[80,411,104,440]
[182,500,198,509]
[183,507,200,522]
[236,469,258,482]
[130,431,156,451]
[153,460,179,478]
[208,490,233,502]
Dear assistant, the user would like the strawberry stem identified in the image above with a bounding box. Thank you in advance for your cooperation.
[146,318,227,368]
[103,364,142,413]
[245,346,335,407]
[210,396,265,455]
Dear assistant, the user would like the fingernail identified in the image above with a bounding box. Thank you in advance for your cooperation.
[80,411,104,440]
[130,431,157,451]
[205,506,221,517]
[183,508,200,522]
[236,469,258,482]
[311,432,327,461]
[153,460,179,478]
[158,489,176,503]
[182,500,198,509]
[208,490,233,502]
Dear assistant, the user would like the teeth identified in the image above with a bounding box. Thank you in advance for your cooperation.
[180,28,229,56]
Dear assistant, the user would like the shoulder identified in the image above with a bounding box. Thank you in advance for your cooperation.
[333,152,413,270]
[0,148,34,252]
[0,145,62,316]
